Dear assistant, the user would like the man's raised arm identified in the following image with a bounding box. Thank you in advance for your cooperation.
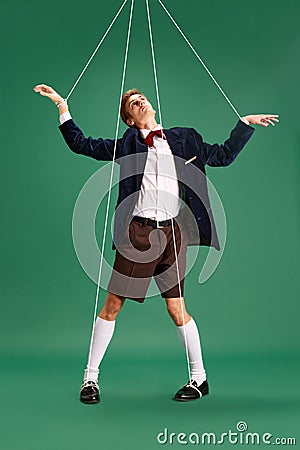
[33,84,119,161]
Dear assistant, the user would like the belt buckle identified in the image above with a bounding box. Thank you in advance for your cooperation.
[156,220,163,229]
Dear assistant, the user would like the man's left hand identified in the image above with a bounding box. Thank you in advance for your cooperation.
[242,114,279,127]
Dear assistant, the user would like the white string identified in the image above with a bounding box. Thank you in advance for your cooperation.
[157,0,242,120]
[86,0,135,378]
[145,0,192,383]
[65,0,128,102]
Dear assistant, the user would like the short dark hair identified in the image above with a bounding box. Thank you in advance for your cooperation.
[120,88,144,126]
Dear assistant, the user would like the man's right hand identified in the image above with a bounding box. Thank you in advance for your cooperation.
[34,84,69,114]
[33,84,63,104]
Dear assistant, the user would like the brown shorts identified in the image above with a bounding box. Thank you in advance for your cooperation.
[107,218,187,303]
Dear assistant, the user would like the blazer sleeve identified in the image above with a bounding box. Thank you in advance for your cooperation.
[191,120,255,167]
[58,119,121,161]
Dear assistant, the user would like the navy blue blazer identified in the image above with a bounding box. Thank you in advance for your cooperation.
[59,119,255,251]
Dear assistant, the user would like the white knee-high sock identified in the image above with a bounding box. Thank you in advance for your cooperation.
[84,317,115,382]
[177,317,207,385]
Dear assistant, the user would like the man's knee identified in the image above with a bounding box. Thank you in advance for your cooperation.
[99,292,125,321]
[165,298,191,326]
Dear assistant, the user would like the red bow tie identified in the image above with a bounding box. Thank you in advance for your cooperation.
[144,129,166,147]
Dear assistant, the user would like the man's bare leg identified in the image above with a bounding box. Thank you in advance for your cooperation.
[99,292,125,320]
[165,297,191,326]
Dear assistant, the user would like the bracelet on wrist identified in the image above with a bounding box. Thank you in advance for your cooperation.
[55,98,67,108]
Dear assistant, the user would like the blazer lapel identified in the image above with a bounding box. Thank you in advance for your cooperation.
[164,129,187,182]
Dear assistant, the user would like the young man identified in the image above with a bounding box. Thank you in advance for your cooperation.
[34,84,278,403]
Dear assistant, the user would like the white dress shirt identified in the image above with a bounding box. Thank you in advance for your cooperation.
[60,114,180,221]
[133,125,180,221]
[60,111,72,124]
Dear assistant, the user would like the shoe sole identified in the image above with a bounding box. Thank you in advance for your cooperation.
[173,392,209,402]
[80,397,100,404]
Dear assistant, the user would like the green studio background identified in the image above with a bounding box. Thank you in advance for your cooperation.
[1,0,299,449]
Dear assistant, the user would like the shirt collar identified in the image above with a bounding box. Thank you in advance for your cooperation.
[139,124,162,139]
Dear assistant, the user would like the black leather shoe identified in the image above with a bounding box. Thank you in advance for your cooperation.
[80,380,100,404]
[174,379,209,401]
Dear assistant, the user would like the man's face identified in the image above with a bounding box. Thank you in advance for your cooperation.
[126,94,156,126]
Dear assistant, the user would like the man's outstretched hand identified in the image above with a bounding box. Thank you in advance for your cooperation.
[242,114,279,127]
[33,84,63,103]
[34,84,68,113]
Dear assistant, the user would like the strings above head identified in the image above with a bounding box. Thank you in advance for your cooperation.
[65,0,129,102]
[157,0,242,120]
